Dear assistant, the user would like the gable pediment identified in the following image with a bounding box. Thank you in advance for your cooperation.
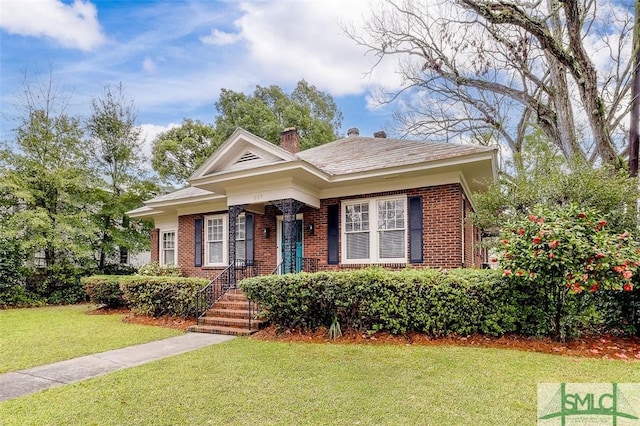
[189,128,298,181]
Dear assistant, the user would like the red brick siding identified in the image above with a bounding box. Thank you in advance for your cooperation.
[169,183,478,279]
[150,228,159,263]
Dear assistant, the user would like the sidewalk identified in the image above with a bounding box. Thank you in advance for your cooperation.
[0,333,234,402]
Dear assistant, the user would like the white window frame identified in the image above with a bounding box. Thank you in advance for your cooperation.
[341,195,407,264]
[204,214,228,267]
[160,229,177,266]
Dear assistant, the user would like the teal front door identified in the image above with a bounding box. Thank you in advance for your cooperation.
[281,219,303,273]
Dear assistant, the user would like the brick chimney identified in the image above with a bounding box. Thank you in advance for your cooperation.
[280,127,300,154]
[373,130,387,138]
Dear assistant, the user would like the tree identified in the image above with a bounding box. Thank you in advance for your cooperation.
[215,80,342,150]
[349,0,636,170]
[86,83,157,271]
[151,119,219,185]
[473,134,639,236]
[0,72,94,268]
[151,80,343,185]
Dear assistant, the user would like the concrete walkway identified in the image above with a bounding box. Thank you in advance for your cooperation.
[0,333,234,402]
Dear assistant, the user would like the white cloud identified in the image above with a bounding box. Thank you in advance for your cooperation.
[196,0,401,96]
[200,29,241,46]
[138,122,180,163]
[142,56,157,73]
[0,0,106,51]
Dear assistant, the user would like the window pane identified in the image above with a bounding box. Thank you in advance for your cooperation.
[209,241,223,263]
[377,199,405,230]
[345,203,369,232]
[236,242,246,261]
[379,230,405,259]
[346,232,369,259]
[236,215,246,240]
[208,218,223,241]
[164,249,175,265]
[162,232,175,249]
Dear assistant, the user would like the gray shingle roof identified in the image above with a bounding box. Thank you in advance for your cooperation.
[296,136,495,175]
[147,186,214,203]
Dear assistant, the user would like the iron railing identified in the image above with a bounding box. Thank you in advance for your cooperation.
[195,260,260,325]
[271,257,319,275]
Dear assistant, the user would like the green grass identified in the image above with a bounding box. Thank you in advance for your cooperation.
[1,338,638,425]
[0,304,181,373]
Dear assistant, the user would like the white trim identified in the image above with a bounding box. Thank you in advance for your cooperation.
[159,229,177,266]
[341,195,408,265]
[204,214,227,267]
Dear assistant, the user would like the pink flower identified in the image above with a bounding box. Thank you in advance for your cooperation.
[490,257,498,263]
[595,252,605,259]
[589,283,599,293]
[528,214,537,222]
[503,269,512,277]
[623,270,633,280]
[549,240,559,249]
[623,283,634,292]
[578,212,587,219]
[517,228,525,235]
[548,252,554,259]
[532,236,542,245]
[502,239,509,245]
[618,231,629,240]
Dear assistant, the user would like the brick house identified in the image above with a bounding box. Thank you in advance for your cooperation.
[129,127,497,279]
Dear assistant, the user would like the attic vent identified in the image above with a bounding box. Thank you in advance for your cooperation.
[235,151,261,164]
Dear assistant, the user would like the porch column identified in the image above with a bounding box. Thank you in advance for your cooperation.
[273,199,305,274]
[228,205,245,287]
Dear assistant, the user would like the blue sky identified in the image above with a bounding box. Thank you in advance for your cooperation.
[0,0,399,158]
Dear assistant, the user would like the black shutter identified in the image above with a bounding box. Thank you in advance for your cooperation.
[327,205,339,264]
[409,196,423,263]
[245,213,255,265]
[194,218,203,267]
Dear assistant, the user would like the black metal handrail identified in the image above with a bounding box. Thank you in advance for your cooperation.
[195,260,260,325]
[271,257,319,275]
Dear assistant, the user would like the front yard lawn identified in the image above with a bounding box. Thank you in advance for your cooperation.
[1,337,638,425]
[0,304,181,373]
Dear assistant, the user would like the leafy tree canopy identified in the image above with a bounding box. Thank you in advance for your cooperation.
[151,80,343,185]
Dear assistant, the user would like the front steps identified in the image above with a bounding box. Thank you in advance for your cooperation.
[188,289,263,336]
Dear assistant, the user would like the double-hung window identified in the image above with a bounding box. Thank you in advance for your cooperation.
[161,230,176,265]
[205,215,226,266]
[204,213,246,266]
[342,196,407,263]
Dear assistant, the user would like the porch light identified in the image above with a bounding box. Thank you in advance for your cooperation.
[307,223,314,235]
[263,227,270,238]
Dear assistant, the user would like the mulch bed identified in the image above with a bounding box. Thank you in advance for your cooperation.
[87,306,640,361]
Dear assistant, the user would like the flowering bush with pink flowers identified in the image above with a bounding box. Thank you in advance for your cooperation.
[499,203,638,339]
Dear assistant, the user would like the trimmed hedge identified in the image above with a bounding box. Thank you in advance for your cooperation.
[119,276,209,317]
[83,275,208,317]
[240,268,549,337]
[82,275,126,308]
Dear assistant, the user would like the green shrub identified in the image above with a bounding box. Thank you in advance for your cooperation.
[0,237,28,307]
[25,263,89,305]
[82,275,126,308]
[241,268,528,337]
[137,261,183,277]
[500,203,639,340]
[120,276,208,317]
